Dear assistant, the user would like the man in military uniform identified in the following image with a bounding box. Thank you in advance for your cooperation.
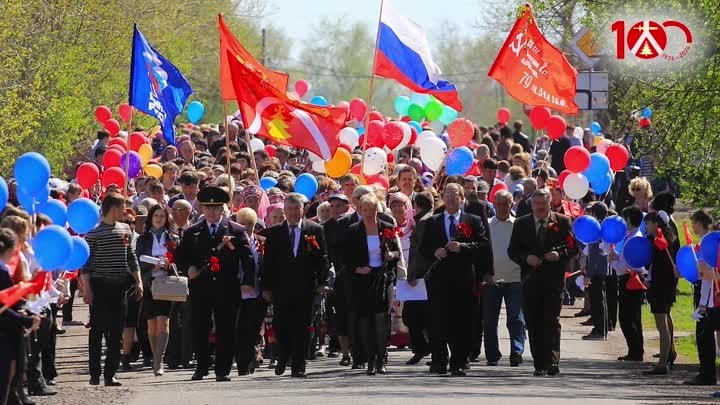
[175,186,255,381]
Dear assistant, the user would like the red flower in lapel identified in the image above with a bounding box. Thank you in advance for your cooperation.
[566,235,575,250]
[457,222,473,239]
[165,239,177,250]
[546,221,560,233]
[304,235,319,252]
[209,256,220,273]
[165,251,175,265]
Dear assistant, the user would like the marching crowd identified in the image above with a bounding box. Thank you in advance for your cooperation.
[1,117,716,405]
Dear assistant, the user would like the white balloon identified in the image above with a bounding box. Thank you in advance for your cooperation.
[250,137,265,152]
[418,136,447,171]
[564,173,590,200]
[597,139,613,154]
[307,151,323,162]
[312,159,326,173]
[362,147,387,176]
[573,126,584,138]
[338,127,359,148]
[396,122,412,150]
[418,130,436,145]
[430,120,444,134]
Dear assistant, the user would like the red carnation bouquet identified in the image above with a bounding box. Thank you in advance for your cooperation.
[304,235,319,252]
[209,256,220,273]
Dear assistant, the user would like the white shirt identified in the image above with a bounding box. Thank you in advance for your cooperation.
[700,278,715,309]
[150,232,168,278]
[288,221,302,257]
[367,235,382,267]
[611,228,647,276]
[444,210,462,240]
[489,216,521,283]
[240,235,261,299]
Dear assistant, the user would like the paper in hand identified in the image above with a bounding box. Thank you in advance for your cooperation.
[396,279,428,302]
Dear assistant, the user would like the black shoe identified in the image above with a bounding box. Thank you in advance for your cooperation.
[574,310,591,317]
[291,371,307,378]
[16,388,35,405]
[46,380,56,386]
[533,369,546,376]
[547,364,559,376]
[461,362,470,371]
[582,333,605,340]
[580,318,594,326]
[238,370,250,376]
[617,355,643,361]
[643,366,669,375]
[121,354,133,371]
[667,351,677,370]
[143,357,153,368]
[340,356,351,366]
[268,359,277,369]
[509,353,523,367]
[366,362,376,376]
[328,351,340,358]
[430,365,447,375]
[486,360,499,366]
[684,375,717,386]
[351,362,366,370]
[104,377,122,387]
[215,375,231,382]
[275,360,287,376]
[450,369,466,377]
[28,386,57,396]
[191,370,208,381]
[376,359,387,375]
[89,376,100,386]
[406,353,425,365]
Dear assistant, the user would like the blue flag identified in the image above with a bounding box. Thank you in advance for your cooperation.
[129,25,192,146]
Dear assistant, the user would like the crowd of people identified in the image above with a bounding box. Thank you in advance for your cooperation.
[1,116,716,405]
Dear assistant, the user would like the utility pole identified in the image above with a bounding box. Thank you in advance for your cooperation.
[261,28,266,66]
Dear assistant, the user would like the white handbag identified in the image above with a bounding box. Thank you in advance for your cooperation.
[151,264,188,302]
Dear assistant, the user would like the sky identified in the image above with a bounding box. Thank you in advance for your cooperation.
[262,0,494,56]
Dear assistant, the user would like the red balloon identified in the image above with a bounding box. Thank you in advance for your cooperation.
[488,182,509,203]
[349,163,362,175]
[107,145,126,156]
[365,173,389,190]
[103,148,123,168]
[338,144,352,153]
[337,100,350,115]
[606,144,629,171]
[366,120,386,148]
[118,103,132,123]
[546,115,566,140]
[265,144,277,158]
[558,170,572,190]
[104,119,121,137]
[108,137,128,150]
[448,118,474,147]
[95,105,112,124]
[639,118,651,128]
[129,132,147,151]
[400,116,411,123]
[102,167,126,188]
[76,163,100,189]
[529,106,552,130]
[408,126,418,145]
[564,146,591,173]
[349,98,367,121]
[369,111,384,123]
[294,80,310,98]
[496,107,511,124]
[386,153,395,163]
[384,122,404,150]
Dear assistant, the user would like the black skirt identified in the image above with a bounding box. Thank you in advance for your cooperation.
[351,267,391,316]
[647,280,677,314]
[141,285,173,320]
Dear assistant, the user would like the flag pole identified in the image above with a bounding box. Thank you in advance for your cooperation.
[124,106,134,197]
[223,101,234,211]
[360,0,384,172]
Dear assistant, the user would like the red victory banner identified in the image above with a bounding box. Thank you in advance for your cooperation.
[488,4,579,115]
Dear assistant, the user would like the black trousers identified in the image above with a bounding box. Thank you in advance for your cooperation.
[522,279,562,371]
[191,291,238,377]
[27,308,53,388]
[606,274,618,330]
[694,281,717,382]
[61,279,79,322]
[402,301,430,356]
[274,298,313,373]
[88,279,126,379]
[470,299,484,360]
[428,282,474,370]
[618,274,644,357]
[166,301,193,366]
[235,298,267,372]
[589,275,608,336]
[0,338,15,405]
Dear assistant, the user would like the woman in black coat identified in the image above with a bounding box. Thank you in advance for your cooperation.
[135,204,179,376]
[345,193,401,375]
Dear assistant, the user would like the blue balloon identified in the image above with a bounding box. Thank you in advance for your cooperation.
[676,245,699,283]
[591,172,613,194]
[640,212,647,237]
[39,199,67,227]
[446,147,474,176]
[591,121,602,134]
[0,177,8,209]
[438,105,458,125]
[408,121,422,134]
[357,126,365,135]
[410,93,430,106]
[14,152,51,195]
[294,173,319,200]
[17,188,37,214]
[700,231,720,267]
[583,153,611,184]
[623,236,653,268]
[310,96,328,106]
[601,215,627,244]
[393,96,410,116]
[186,100,205,124]
[573,215,602,244]
[642,107,652,118]
[67,198,100,234]
[61,236,90,271]
[32,225,73,270]
[259,177,278,191]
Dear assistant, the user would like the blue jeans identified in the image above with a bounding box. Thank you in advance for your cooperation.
[483,282,526,361]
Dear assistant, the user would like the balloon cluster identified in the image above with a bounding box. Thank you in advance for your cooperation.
[527,106,567,140]
[393,93,457,125]
[559,140,629,199]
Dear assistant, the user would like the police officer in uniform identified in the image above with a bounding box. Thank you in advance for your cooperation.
[175,187,255,381]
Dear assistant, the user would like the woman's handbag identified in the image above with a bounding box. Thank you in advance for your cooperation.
[151,263,188,302]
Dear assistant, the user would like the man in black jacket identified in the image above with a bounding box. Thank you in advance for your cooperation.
[261,193,330,378]
[513,120,533,154]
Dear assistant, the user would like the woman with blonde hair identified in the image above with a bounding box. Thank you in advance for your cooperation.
[512,152,533,177]
[629,177,653,212]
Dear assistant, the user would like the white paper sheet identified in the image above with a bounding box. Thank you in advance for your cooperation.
[396,279,428,302]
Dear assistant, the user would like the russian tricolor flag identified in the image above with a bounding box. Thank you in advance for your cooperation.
[373,1,463,112]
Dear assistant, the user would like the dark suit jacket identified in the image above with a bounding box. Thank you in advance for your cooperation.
[420,212,491,288]
[0,266,33,343]
[261,219,330,302]
[334,211,395,271]
[344,220,400,272]
[322,217,342,268]
[408,209,433,280]
[135,230,180,287]
[175,218,255,295]
[507,212,577,288]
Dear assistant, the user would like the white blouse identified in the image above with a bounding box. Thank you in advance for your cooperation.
[151,232,168,278]
[367,235,382,268]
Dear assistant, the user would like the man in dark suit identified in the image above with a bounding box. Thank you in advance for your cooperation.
[508,189,577,376]
[421,183,490,376]
[261,193,330,378]
[175,186,255,382]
